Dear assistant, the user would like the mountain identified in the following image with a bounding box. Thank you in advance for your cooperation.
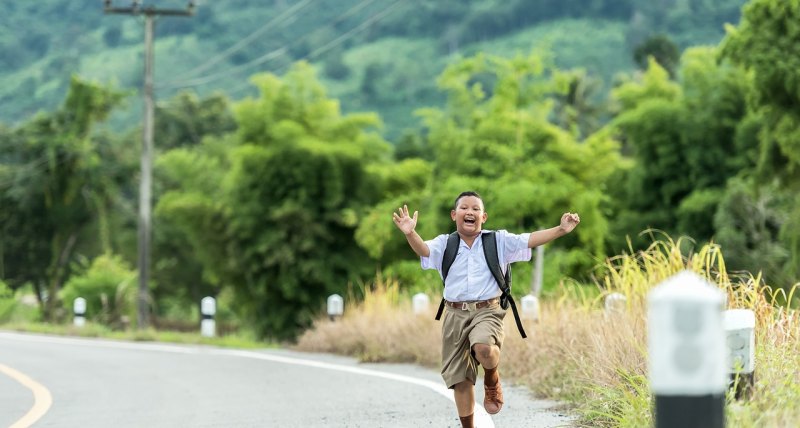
[0,0,746,141]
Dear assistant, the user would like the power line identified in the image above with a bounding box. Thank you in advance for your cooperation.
[159,0,380,91]
[227,0,404,98]
[168,0,314,82]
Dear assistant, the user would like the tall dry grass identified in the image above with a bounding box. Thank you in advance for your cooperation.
[295,237,800,427]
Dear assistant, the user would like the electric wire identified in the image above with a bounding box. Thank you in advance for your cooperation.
[167,0,314,82]
[159,0,380,91]
[226,0,403,99]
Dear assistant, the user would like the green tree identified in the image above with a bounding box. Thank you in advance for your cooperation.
[720,0,800,283]
[0,76,125,319]
[608,51,754,250]
[358,52,622,284]
[157,62,391,339]
[155,92,236,150]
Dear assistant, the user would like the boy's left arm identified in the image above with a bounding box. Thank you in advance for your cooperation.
[527,212,580,248]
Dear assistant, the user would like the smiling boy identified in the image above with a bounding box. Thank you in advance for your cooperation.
[392,191,580,428]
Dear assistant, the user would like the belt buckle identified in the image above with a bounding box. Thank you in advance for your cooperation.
[460,302,477,311]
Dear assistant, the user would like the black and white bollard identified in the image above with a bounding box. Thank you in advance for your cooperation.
[327,294,343,321]
[73,297,87,328]
[724,309,755,399]
[412,293,430,315]
[648,270,726,428]
[200,296,216,338]
[521,294,540,322]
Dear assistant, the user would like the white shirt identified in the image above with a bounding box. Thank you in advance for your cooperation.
[421,229,532,302]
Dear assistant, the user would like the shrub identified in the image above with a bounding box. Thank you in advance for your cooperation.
[60,254,136,328]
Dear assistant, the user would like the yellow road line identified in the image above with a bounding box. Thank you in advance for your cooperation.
[0,363,53,428]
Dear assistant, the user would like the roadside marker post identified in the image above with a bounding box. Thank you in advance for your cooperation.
[521,294,539,321]
[201,296,216,338]
[412,293,430,315]
[73,297,87,328]
[724,309,756,399]
[327,294,344,321]
[648,270,726,428]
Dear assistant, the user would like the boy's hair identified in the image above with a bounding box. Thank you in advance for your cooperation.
[453,191,483,210]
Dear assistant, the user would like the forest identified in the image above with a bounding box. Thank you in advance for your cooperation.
[1,0,798,340]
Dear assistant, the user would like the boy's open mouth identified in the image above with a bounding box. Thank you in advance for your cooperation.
[464,217,476,225]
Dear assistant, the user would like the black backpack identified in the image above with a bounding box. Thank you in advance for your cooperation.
[434,231,527,338]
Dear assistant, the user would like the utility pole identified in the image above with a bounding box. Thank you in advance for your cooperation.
[104,1,194,329]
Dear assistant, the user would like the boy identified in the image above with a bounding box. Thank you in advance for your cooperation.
[392,191,580,428]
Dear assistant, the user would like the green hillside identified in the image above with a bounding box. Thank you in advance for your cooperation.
[0,0,746,140]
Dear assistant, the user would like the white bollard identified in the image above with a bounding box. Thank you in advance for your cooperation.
[648,270,726,428]
[521,294,539,321]
[412,293,430,315]
[724,309,755,399]
[200,296,216,338]
[73,297,86,328]
[604,292,627,315]
[327,294,344,321]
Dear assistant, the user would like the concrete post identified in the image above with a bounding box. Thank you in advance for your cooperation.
[327,294,343,321]
[521,294,539,321]
[724,309,755,399]
[200,296,216,338]
[412,293,430,315]
[73,297,87,327]
[648,270,726,428]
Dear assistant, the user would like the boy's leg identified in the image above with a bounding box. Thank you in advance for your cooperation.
[453,380,475,418]
[472,342,504,414]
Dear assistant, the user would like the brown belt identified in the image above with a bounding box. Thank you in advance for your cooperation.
[444,298,500,311]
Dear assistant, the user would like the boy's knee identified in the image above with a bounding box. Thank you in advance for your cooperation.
[472,343,496,361]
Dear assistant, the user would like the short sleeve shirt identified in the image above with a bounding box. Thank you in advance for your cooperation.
[421,229,532,302]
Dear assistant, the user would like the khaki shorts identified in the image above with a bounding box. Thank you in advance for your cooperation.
[440,300,506,389]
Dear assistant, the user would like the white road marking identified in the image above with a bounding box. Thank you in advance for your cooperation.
[0,332,495,427]
[0,363,53,428]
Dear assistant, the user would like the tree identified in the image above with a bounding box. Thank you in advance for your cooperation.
[0,76,125,319]
[358,52,623,284]
[607,52,754,251]
[156,62,391,339]
[720,0,800,284]
[633,34,680,77]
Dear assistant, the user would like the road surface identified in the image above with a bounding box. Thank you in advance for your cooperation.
[0,331,573,427]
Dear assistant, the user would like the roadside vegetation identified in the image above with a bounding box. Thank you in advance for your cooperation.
[296,237,800,428]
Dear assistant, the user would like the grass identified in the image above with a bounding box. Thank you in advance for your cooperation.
[0,320,273,350]
[295,235,800,427]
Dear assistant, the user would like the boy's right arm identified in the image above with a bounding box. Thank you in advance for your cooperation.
[392,205,431,257]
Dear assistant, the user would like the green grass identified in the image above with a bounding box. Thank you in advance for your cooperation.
[1,320,275,350]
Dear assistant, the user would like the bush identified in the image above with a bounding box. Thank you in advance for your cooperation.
[60,254,137,328]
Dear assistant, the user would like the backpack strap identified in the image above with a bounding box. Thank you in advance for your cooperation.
[481,232,527,339]
[435,232,461,320]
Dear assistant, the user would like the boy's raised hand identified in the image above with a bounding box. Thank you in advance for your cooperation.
[560,212,581,233]
[392,204,418,235]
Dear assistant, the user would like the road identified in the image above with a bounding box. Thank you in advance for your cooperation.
[0,331,573,427]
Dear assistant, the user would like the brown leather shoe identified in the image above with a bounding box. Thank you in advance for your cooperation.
[483,380,504,414]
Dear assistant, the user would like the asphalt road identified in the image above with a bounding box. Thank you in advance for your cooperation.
[0,331,573,427]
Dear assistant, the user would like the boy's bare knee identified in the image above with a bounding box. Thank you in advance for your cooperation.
[472,343,495,361]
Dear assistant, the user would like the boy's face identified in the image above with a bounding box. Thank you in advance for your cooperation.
[451,195,487,236]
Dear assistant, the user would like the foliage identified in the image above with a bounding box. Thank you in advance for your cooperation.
[427,52,618,262]
[154,91,237,149]
[156,63,391,340]
[608,50,755,252]
[0,76,126,320]
[60,253,136,327]
[720,0,800,285]
[633,34,680,77]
